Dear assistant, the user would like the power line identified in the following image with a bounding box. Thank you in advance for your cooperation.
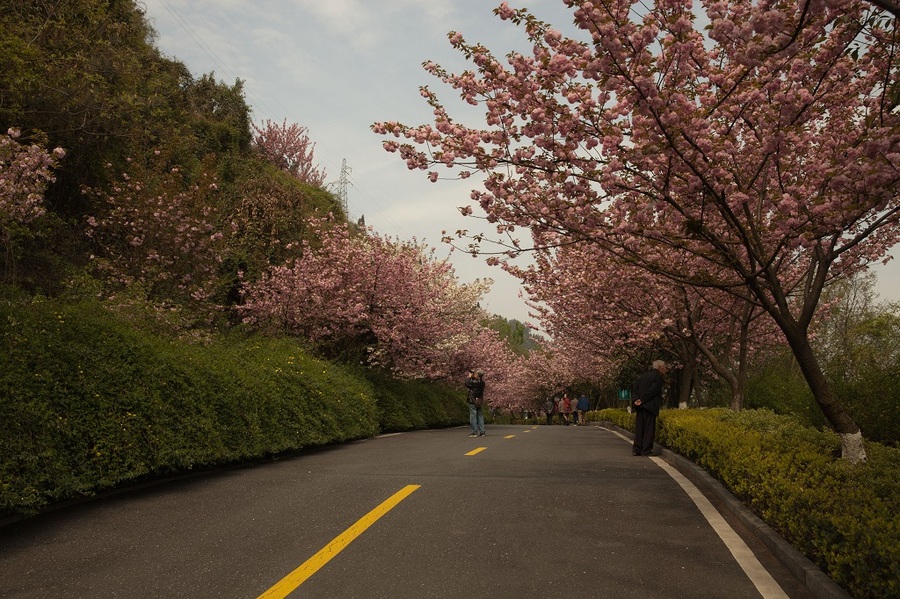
[156,0,279,123]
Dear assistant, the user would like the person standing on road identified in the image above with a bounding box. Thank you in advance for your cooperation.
[633,360,666,456]
[465,369,486,437]
[544,398,554,425]
[561,393,571,425]
[577,394,590,426]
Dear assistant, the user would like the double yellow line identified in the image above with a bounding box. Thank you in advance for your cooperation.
[257,484,420,599]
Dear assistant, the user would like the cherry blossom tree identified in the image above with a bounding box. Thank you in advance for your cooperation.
[240,217,493,379]
[0,128,65,281]
[83,151,226,305]
[252,119,327,188]
[518,239,783,409]
[375,0,900,462]
[453,325,527,410]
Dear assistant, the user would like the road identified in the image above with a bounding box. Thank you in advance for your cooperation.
[0,424,817,598]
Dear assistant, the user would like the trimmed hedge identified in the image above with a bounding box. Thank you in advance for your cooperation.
[362,368,467,433]
[593,408,899,599]
[0,297,467,518]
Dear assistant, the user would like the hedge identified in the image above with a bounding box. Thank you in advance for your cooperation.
[592,408,899,599]
[0,297,467,518]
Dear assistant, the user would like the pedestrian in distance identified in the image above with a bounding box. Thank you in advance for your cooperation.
[577,394,590,426]
[465,369,486,437]
[633,360,666,456]
[544,398,554,425]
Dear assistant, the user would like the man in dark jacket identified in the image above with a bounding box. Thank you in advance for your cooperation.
[465,369,486,437]
[633,360,666,456]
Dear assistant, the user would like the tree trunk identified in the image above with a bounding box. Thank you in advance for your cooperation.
[677,356,695,409]
[782,322,867,464]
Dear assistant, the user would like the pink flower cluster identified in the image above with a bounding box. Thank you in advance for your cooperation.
[0,128,65,227]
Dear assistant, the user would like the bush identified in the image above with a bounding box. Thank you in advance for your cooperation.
[591,408,635,430]
[1,296,466,517]
[361,368,467,433]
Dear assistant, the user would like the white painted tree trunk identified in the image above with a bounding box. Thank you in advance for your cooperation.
[841,431,867,465]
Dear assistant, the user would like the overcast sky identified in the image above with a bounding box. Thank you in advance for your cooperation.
[140,0,900,323]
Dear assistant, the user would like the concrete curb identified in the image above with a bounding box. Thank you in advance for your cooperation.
[600,423,851,599]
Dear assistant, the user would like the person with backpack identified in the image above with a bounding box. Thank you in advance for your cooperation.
[465,369,486,437]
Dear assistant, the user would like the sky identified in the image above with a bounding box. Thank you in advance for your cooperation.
[140,0,900,324]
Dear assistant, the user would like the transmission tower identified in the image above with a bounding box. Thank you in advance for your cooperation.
[334,158,350,215]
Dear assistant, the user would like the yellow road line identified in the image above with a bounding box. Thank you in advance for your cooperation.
[504,435,516,439]
[465,447,487,456]
[257,484,420,599]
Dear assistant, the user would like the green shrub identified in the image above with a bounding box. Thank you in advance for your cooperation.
[361,369,467,432]
[591,408,635,430]
[657,409,899,599]
[0,297,383,516]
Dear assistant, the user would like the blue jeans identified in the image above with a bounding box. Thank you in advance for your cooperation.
[469,403,484,434]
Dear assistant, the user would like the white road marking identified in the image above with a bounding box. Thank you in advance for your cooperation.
[599,426,788,599]
[651,457,789,599]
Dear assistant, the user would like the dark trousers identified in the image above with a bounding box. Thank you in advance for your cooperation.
[633,409,657,455]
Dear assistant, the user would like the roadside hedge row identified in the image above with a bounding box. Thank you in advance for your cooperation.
[592,408,899,599]
[0,297,467,519]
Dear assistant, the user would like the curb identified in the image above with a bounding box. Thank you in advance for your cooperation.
[600,423,851,599]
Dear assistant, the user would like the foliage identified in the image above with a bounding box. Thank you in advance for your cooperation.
[812,277,900,445]
[223,159,344,296]
[0,296,387,516]
[361,368,467,432]
[484,315,539,355]
[745,348,826,427]
[744,276,900,445]
[0,0,177,212]
[591,408,635,430]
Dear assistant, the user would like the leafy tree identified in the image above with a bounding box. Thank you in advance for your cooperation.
[812,275,900,444]
[484,314,537,354]
[0,0,172,212]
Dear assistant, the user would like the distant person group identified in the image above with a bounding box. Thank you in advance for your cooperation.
[543,392,591,426]
[466,359,667,457]
[537,360,667,457]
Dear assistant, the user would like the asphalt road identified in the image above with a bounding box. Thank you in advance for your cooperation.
[0,424,818,598]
